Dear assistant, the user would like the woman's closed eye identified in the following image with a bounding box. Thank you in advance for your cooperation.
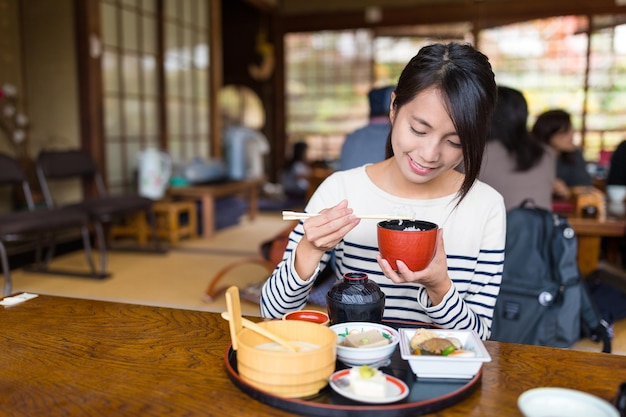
[410,126,427,136]
[410,125,461,148]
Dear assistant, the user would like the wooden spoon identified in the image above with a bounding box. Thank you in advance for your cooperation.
[225,286,243,351]
[221,291,299,353]
[220,311,299,352]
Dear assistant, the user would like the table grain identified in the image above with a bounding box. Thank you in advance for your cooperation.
[1,295,624,416]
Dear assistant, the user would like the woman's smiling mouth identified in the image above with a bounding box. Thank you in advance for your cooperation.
[408,155,436,175]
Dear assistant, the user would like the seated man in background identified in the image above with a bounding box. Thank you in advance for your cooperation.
[607,140,626,186]
[605,139,626,268]
[338,85,394,171]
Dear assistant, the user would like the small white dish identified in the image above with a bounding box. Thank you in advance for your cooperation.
[606,185,626,203]
[328,369,409,404]
[518,387,619,417]
[399,328,491,379]
[329,322,400,367]
[608,201,625,217]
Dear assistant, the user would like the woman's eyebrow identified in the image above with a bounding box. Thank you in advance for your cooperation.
[411,115,432,129]
[411,115,458,137]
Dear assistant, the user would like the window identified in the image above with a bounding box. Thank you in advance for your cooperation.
[285,16,626,165]
[285,30,374,162]
[163,0,211,163]
[479,15,626,161]
[586,15,626,159]
[100,0,210,195]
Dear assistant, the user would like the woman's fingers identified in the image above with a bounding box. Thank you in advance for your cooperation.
[302,200,359,250]
[377,255,404,283]
[379,228,448,285]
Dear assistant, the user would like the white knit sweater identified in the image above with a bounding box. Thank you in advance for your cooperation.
[260,166,506,339]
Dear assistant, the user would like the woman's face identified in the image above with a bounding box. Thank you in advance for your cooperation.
[549,125,577,153]
[389,87,463,185]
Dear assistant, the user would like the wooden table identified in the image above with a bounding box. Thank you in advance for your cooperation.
[568,216,626,276]
[167,178,263,238]
[1,294,624,416]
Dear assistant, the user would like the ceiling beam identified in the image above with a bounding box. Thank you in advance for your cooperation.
[243,0,278,13]
[280,0,626,32]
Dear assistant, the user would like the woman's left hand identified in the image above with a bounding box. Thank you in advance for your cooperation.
[377,228,452,305]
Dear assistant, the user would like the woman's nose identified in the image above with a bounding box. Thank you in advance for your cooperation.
[418,140,441,163]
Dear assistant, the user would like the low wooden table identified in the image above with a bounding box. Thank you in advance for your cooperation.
[1,294,623,416]
[167,178,263,238]
[568,216,626,276]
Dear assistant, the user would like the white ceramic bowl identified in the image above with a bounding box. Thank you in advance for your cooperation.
[606,185,626,203]
[329,322,400,366]
[399,328,491,379]
[608,201,625,217]
[518,387,619,417]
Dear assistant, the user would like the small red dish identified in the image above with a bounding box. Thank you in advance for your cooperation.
[283,310,330,326]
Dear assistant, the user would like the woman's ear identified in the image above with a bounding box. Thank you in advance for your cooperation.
[389,91,397,122]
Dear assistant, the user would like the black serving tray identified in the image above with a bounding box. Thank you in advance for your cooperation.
[223,321,482,417]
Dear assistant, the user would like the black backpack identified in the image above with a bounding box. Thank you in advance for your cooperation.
[490,200,611,352]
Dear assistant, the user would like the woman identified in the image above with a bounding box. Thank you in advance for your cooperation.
[531,109,592,200]
[260,43,505,340]
[479,86,556,211]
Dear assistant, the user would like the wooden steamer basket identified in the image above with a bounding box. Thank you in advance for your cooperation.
[225,286,337,398]
[236,320,337,398]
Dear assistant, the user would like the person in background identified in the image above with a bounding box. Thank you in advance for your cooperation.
[531,109,592,200]
[261,42,505,340]
[606,140,626,186]
[222,114,269,181]
[605,139,626,270]
[479,86,556,211]
[338,86,394,171]
[282,141,311,202]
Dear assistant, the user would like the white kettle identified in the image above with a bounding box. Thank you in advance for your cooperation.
[137,148,172,199]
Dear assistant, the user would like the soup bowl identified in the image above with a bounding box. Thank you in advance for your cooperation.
[377,219,438,271]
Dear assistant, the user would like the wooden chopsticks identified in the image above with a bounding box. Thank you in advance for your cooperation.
[281,211,414,221]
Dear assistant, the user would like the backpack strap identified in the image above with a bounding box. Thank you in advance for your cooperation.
[519,198,536,209]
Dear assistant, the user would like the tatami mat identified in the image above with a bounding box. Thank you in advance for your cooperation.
[9,212,287,316]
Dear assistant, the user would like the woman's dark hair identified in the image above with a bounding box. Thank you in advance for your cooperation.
[489,86,546,172]
[385,42,497,204]
[531,109,575,165]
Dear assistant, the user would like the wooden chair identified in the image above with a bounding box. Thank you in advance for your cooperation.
[36,149,164,276]
[0,153,98,296]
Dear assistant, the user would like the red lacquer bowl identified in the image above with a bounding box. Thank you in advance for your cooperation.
[377,220,438,271]
[283,309,330,326]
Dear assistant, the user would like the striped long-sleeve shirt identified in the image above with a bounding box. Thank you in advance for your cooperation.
[260,166,506,339]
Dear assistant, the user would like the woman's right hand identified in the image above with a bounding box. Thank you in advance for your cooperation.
[294,200,360,279]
